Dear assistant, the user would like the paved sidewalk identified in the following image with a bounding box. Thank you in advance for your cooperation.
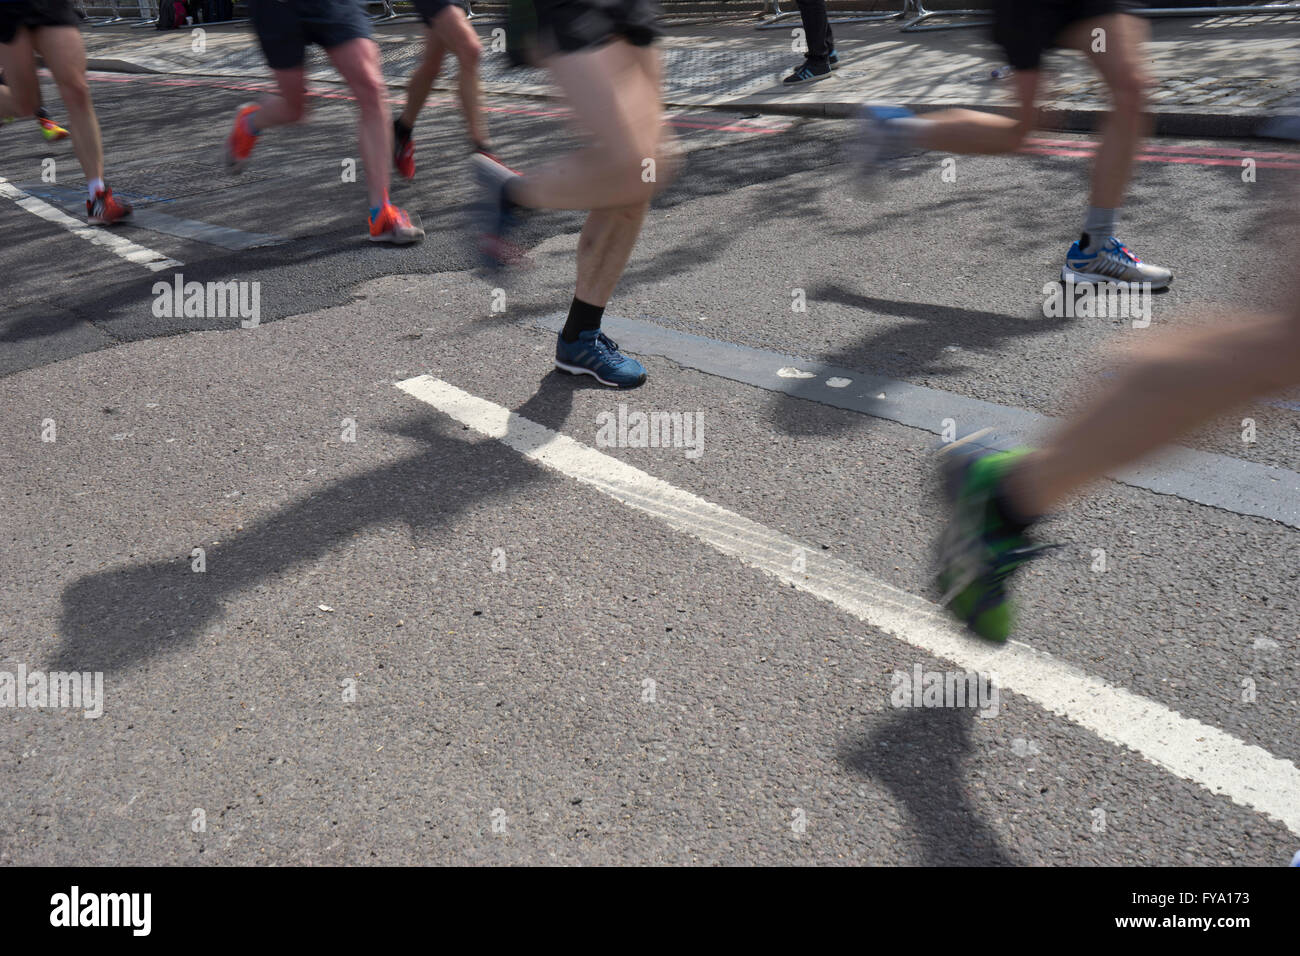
[77,11,1300,136]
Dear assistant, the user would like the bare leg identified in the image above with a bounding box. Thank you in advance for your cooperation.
[1008,307,1300,515]
[253,66,311,129]
[325,37,391,208]
[431,6,488,148]
[0,31,41,116]
[574,202,649,306]
[400,28,445,128]
[913,70,1042,154]
[30,27,102,180]
[1060,12,1151,209]
[509,40,673,211]
[0,82,19,117]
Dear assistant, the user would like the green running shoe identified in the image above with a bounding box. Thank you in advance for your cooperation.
[935,443,1052,642]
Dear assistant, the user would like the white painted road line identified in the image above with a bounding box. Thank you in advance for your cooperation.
[16,183,288,252]
[396,374,1300,837]
[538,315,1300,530]
[0,176,182,272]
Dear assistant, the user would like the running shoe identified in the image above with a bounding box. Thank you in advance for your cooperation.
[934,442,1052,642]
[37,115,70,141]
[852,104,916,187]
[87,186,133,226]
[554,330,647,389]
[829,48,840,70]
[1062,237,1172,289]
[368,202,425,244]
[225,103,260,172]
[472,150,527,269]
[393,119,415,179]
[783,59,831,85]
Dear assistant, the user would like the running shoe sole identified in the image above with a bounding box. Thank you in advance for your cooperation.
[1060,265,1170,290]
[784,71,832,85]
[369,212,425,245]
[554,360,646,389]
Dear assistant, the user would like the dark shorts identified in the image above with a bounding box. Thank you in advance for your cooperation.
[249,0,373,71]
[533,0,661,56]
[0,0,80,46]
[992,0,1136,70]
[413,0,467,27]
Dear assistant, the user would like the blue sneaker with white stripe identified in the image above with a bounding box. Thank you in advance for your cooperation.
[555,330,647,388]
[1062,236,1172,289]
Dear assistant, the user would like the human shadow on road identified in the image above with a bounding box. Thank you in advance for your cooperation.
[47,372,595,675]
[766,285,1073,437]
[839,705,1018,866]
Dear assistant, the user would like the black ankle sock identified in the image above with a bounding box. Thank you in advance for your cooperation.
[394,117,412,141]
[561,298,605,343]
[35,106,49,121]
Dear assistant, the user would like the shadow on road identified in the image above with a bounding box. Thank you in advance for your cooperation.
[47,371,597,674]
[839,704,1018,866]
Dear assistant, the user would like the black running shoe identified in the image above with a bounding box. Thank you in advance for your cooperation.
[783,59,831,85]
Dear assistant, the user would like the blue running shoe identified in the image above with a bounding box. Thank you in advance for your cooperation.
[555,330,647,389]
[1061,236,1171,289]
[852,104,916,187]
[473,151,526,269]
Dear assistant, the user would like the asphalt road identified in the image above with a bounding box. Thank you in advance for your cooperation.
[2,67,1299,865]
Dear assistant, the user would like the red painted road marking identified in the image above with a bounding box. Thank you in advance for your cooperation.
[1027,136,1299,161]
[1019,143,1300,170]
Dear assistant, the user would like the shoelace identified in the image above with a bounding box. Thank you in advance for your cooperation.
[592,333,625,364]
[1104,238,1140,264]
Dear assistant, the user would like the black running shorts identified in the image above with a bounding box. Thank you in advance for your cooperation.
[532,0,662,56]
[0,0,80,46]
[413,0,468,27]
[249,0,373,71]
[991,0,1137,71]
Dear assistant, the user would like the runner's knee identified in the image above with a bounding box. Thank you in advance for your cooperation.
[455,32,481,70]
[1108,61,1149,118]
[350,70,385,112]
[55,75,91,113]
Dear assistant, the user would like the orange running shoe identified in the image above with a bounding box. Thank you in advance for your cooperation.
[87,186,133,226]
[369,202,425,244]
[37,115,70,141]
[393,119,415,179]
[226,103,260,171]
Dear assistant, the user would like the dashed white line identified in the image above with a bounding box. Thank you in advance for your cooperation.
[0,175,181,272]
[396,374,1300,838]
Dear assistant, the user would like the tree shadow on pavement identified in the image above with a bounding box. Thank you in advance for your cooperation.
[46,371,596,675]
[839,704,1018,866]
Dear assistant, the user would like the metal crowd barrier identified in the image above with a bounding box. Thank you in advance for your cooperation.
[757,0,989,31]
[78,0,252,27]
[759,0,1300,33]
[366,0,486,22]
[1140,3,1300,16]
